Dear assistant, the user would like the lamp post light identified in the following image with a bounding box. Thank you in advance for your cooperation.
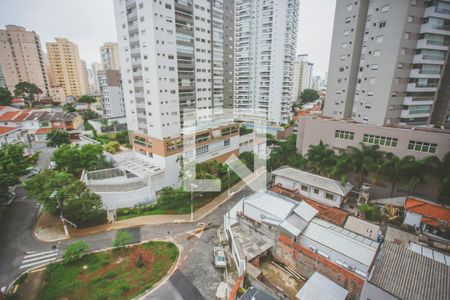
[190,183,198,221]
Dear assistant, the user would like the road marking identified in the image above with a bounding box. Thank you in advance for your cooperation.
[24,249,58,259]
[20,257,57,269]
[22,253,58,264]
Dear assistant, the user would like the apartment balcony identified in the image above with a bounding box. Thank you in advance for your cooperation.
[401,109,430,119]
[129,35,140,44]
[406,82,438,92]
[128,22,138,32]
[133,69,143,77]
[424,6,450,20]
[135,101,146,109]
[416,38,449,51]
[420,23,450,36]
[403,96,434,106]
[413,53,445,65]
[134,81,144,88]
[135,92,144,99]
[409,68,441,79]
[131,58,142,66]
[130,47,141,56]
[127,10,138,21]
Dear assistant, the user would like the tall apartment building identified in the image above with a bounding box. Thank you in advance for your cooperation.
[223,0,235,109]
[91,62,103,94]
[97,69,125,117]
[46,38,88,98]
[113,0,241,185]
[324,0,450,127]
[292,54,314,102]
[234,0,299,125]
[0,25,50,96]
[100,42,121,70]
[81,60,90,95]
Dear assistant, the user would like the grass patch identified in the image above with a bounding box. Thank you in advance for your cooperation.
[37,241,178,300]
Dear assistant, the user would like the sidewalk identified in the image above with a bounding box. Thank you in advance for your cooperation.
[34,170,265,241]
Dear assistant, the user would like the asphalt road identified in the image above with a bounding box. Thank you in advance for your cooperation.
[0,142,249,299]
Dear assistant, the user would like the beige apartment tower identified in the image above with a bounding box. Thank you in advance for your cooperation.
[46,38,88,98]
[0,25,50,95]
[324,0,450,128]
[100,42,120,70]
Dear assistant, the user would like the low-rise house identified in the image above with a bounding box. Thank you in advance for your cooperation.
[0,106,20,116]
[344,216,381,241]
[272,167,353,208]
[361,241,450,300]
[0,126,27,146]
[403,198,450,237]
[50,112,83,130]
[296,272,349,300]
[0,111,29,128]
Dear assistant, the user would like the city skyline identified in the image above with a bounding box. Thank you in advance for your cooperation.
[0,0,335,77]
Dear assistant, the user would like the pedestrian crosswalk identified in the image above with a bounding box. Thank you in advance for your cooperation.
[20,249,59,270]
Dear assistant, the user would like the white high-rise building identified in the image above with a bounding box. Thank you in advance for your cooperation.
[292,54,314,102]
[234,0,299,125]
[100,42,120,70]
[91,62,102,94]
[113,0,240,186]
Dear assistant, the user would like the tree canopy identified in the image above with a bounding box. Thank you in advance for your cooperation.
[78,95,97,104]
[24,170,106,227]
[13,82,42,105]
[46,130,70,148]
[52,144,109,176]
[63,103,76,112]
[0,144,38,200]
[0,87,13,106]
[63,241,88,263]
[299,89,319,104]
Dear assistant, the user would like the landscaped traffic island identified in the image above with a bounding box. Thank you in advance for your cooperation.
[37,241,178,300]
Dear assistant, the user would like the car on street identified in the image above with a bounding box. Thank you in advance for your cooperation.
[26,167,41,178]
[49,161,57,170]
[213,246,226,268]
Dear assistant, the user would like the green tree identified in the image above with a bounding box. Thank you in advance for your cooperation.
[347,143,383,188]
[100,119,109,128]
[379,153,406,197]
[103,141,120,154]
[24,170,106,227]
[113,230,133,247]
[52,144,108,175]
[434,153,450,205]
[306,141,337,176]
[46,129,70,148]
[63,103,76,112]
[0,87,13,106]
[359,203,381,222]
[299,89,320,104]
[13,82,42,106]
[82,109,99,121]
[63,241,88,263]
[0,144,38,201]
[78,95,96,110]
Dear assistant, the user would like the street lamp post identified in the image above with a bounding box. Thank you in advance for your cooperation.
[50,191,69,236]
[190,183,198,221]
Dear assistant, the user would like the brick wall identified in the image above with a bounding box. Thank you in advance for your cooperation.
[274,234,364,300]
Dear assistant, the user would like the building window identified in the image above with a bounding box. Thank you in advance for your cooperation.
[381,5,389,13]
[408,141,437,153]
[196,145,209,154]
[224,139,230,146]
[301,185,308,192]
[345,17,351,24]
[335,130,355,140]
[325,193,334,200]
[379,21,386,28]
[372,64,379,70]
[376,36,384,43]
[363,134,398,147]
[313,188,319,194]
[408,16,414,23]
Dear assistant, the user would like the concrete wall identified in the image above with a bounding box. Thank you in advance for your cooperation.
[97,185,155,210]
[297,116,450,160]
[360,281,399,300]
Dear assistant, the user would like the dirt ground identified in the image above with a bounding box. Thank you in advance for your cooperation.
[14,269,45,300]
[260,261,303,299]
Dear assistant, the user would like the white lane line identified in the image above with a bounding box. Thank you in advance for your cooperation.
[22,253,58,264]
[24,250,58,259]
[20,257,57,269]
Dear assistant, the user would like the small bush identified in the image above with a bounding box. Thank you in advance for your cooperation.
[63,241,88,263]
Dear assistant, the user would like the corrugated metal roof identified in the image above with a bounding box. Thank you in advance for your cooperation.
[244,190,297,223]
[408,242,450,267]
[296,272,348,300]
[272,167,353,196]
[344,216,380,241]
[294,201,318,222]
[301,218,379,267]
[369,241,450,300]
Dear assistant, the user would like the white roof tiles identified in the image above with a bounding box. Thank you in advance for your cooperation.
[301,218,379,267]
[296,272,348,300]
[272,167,353,196]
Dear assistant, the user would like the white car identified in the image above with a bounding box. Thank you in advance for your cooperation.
[213,246,226,268]
[49,161,57,170]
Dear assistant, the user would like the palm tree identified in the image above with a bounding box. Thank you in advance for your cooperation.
[306,141,337,176]
[329,151,352,184]
[430,153,450,204]
[347,143,383,188]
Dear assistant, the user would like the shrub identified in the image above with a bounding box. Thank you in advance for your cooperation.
[113,230,133,248]
[359,203,381,222]
[63,241,88,263]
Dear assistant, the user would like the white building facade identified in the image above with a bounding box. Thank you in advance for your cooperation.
[234,0,299,125]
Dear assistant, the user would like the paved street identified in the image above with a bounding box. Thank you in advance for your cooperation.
[0,142,248,299]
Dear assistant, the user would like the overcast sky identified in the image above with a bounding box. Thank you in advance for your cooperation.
[0,0,335,78]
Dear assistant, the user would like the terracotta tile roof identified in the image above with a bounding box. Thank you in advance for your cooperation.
[0,126,17,135]
[0,111,21,121]
[271,186,349,226]
[35,127,52,135]
[14,112,30,121]
[405,198,450,224]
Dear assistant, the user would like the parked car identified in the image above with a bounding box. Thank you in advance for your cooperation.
[26,167,41,178]
[49,161,57,170]
[213,246,226,268]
